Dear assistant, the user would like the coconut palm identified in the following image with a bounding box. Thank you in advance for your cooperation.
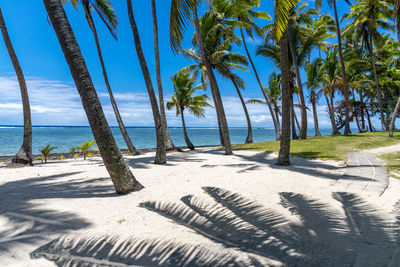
[40,144,58,163]
[344,0,394,131]
[71,140,98,160]
[151,0,176,151]
[0,8,32,165]
[167,73,211,150]
[126,0,166,164]
[62,0,140,155]
[43,0,143,194]
[305,58,323,136]
[170,0,233,155]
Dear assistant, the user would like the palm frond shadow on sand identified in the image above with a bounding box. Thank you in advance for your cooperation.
[31,187,400,266]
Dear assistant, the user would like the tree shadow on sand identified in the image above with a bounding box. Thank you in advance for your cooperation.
[0,172,117,256]
[31,187,399,266]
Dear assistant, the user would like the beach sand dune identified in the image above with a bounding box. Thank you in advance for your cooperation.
[0,148,399,266]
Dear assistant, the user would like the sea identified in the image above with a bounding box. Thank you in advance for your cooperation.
[0,126,336,156]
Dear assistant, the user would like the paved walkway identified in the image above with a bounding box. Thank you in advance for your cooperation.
[333,152,389,196]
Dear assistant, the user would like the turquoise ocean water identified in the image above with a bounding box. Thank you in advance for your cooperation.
[0,126,337,156]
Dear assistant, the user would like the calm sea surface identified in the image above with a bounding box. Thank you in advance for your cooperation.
[0,126,337,156]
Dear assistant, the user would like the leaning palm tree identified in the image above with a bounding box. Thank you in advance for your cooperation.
[43,0,143,194]
[167,73,211,150]
[62,0,140,155]
[305,58,323,136]
[151,0,176,150]
[170,0,233,155]
[0,8,32,165]
[126,0,166,164]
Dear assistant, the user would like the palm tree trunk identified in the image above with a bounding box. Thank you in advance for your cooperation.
[127,0,166,164]
[193,5,232,155]
[389,97,400,137]
[368,19,386,131]
[84,6,139,156]
[180,108,194,150]
[240,27,281,140]
[151,0,175,151]
[43,0,143,194]
[231,77,253,143]
[290,94,298,140]
[333,0,351,136]
[360,91,366,132]
[287,27,307,139]
[277,31,291,166]
[325,94,340,135]
[0,8,33,165]
[273,101,281,127]
[311,90,321,136]
[366,108,375,132]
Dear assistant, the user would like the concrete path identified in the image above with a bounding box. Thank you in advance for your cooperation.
[333,152,389,196]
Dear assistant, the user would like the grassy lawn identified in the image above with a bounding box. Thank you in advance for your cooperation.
[378,152,400,177]
[234,132,400,161]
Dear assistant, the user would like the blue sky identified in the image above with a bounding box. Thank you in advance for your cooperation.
[0,0,377,128]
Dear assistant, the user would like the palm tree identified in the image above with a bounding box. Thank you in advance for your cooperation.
[62,0,140,155]
[126,0,166,164]
[328,0,352,135]
[170,0,233,155]
[43,0,143,194]
[151,0,176,150]
[345,0,394,131]
[305,58,323,136]
[167,73,211,150]
[391,0,400,136]
[0,8,32,165]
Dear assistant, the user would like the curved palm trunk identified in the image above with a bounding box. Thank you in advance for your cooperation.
[290,94,298,140]
[389,97,400,137]
[43,0,143,194]
[366,109,375,132]
[127,0,166,164]
[0,8,32,165]
[231,77,252,143]
[273,101,281,127]
[368,19,386,131]
[333,1,351,136]
[287,27,307,139]
[311,90,321,136]
[360,91,366,132]
[151,0,175,151]
[277,31,291,166]
[325,94,340,135]
[84,6,139,156]
[193,6,232,155]
[180,108,194,150]
[240,27,281,140]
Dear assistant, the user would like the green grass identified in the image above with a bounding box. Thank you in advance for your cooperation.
[234,132,400,161]
[378,152,400,177]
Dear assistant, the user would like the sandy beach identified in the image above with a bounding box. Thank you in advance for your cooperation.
[0,147,399,266]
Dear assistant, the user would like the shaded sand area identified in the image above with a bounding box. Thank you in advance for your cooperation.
[0,148,399,266]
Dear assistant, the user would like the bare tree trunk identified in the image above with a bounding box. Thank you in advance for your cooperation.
[127,0,166,164]
[287,27,307,139]
[389,97,400,137]
[325,94,340,135]
[290,94,298,140]
[84,6,139,155]
[333,1,351,135]
[311,90,321,136]
[366,109,375,132]
[193,6,232,155]
[0,8,32,165]
[360,91,366,132]
[240,27,281,140]
[231,77,253,143]
[277,31,291,166]
[151,0,175,151]
[43,0,143,194]
[180,108,194,150]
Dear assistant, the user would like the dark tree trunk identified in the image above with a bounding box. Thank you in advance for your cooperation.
[0,8,32,165]
[389,97,400,137]
[290,93,298,140]
[193,6,232,155]
[84,5,139,155]
[151,0,175,150]
[366,108,375,132]
[240,27,281,140]
[360,91,366,132]
[127,0,166,164]
[43,0,143,194]
[311,90,321,136]
[333,1,351,135]
[287,27,307,139]
[231,77,253,143]
[273,101,281,127]
[325,94,340,135]
[368,15,386,131]
[277,31,291,166]
[180,108,194,150]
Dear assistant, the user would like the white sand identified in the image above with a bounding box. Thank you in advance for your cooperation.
[0,148,399,266]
